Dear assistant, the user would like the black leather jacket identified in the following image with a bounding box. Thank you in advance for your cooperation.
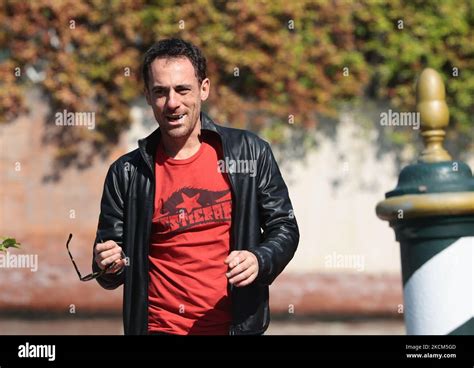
[92,112,299,335]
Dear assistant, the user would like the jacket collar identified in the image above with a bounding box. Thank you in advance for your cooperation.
[138,111,220,172]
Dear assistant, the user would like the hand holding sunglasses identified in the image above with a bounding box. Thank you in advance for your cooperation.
[66,233,126,282]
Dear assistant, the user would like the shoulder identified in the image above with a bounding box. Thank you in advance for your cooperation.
[103,149,146,194]
[108,148,142,173]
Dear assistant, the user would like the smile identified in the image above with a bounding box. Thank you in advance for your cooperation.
[166,114,186,122]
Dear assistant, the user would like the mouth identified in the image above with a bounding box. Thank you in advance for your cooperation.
[165,113,186,124]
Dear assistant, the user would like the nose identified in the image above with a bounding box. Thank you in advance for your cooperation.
[166,90,180,111]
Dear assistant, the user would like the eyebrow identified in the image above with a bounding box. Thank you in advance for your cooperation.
[152,84,193,90]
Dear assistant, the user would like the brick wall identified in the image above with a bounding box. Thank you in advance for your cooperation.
[0,94,404,317]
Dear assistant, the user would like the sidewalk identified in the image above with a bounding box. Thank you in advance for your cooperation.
[0,317,405,335]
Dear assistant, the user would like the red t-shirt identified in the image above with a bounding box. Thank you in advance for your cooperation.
[148,133,232,335]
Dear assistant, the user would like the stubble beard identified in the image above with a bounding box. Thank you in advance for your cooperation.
[160,112,199,140]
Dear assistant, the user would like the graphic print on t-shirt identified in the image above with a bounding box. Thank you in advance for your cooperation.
[154,187,232,234]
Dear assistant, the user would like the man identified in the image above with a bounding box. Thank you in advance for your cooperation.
[92,38,299,335]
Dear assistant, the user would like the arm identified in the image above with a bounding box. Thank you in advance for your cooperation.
[92,162,126,289]
[250,142,299,286]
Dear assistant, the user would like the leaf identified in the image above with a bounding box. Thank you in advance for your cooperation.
[0,238,21,251]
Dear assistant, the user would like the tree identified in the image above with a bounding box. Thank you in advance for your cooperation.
[1,0,472,174]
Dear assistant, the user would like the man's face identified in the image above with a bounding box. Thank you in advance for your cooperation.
[145,57,210,140]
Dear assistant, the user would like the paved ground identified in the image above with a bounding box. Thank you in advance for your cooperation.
[0,317,405,335]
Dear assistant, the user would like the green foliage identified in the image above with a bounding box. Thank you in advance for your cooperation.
[1,0,472,168]
[352,0,473,153]
[0,237,21,252]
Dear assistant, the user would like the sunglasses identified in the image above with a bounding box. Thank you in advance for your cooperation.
[66,233,125,281]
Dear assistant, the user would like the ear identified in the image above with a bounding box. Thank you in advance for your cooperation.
[200,78,210,101]
[144,87,152,106]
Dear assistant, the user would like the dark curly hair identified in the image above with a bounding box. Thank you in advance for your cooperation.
[142,38,207,89]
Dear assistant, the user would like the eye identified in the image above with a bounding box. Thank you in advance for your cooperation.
[153,88,166,96]
[177,88,190,95]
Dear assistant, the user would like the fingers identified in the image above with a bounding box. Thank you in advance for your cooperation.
[224,250,240,265]
[225,250,259,287]
[234,272,257,287]
[98,246,122,260]
[94,240,123,271]
[103,251,122,267]
[228,264,258,285]
[94,240,117,255]
[226,256,252,279]
[105,258,125,274]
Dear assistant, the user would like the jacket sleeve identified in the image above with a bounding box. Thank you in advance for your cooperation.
[250,141,299,286]
[92,162,126,290]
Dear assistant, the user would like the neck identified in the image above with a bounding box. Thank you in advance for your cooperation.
[161,118,202,159]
